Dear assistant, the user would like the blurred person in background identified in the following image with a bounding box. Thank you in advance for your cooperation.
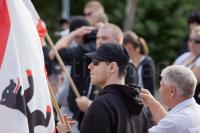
[53,18,70,116]
[83,1,105,26]
[44,16,97,122]
[48,65,63,95]
[174,26,200,104]
[54,17,79,117]
[89,11,109,28]
[48,64,64,128]
[178,10,200,56]
[123,31,156,95]
[54,18,70,38]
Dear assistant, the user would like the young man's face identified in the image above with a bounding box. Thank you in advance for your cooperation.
[96,28,118,48]
[88,60,110,87]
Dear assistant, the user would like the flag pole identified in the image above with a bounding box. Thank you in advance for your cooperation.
[45,33,80,98]
[47,81,72,132]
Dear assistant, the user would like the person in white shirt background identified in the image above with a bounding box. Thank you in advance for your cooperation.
[140,65,200,133]
[174,26,200,104]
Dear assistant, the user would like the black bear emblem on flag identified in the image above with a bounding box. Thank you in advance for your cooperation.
[0,70,51,133]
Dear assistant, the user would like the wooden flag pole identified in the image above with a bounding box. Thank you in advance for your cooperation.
[45,33,80,98]
[47,81,72,132]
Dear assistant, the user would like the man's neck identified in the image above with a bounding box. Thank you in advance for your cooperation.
[101,77,125,89]
[169,96,190,109]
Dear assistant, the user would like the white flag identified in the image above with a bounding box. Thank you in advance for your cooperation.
[0,0,55,133]
[23,0,40,24]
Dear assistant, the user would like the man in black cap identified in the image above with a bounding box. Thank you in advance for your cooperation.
[56,43,152,133]
[79,43,151,133]
[76,23,138,114]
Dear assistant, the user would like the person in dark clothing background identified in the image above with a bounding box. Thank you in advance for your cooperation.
[178,10,200,56]
[174,26,200,104]
[43,16,97,121]
[123,31,156,95]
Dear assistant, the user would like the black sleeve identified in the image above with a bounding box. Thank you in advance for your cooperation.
[42,45,51,63]
[58,45,85,64]
[125,63,138,85]
[42,45,85,75]
[42,46,53,75]
[142,58,156,95]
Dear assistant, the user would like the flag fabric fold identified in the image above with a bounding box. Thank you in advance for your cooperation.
[0,0,10,69]
[0,0,55,132]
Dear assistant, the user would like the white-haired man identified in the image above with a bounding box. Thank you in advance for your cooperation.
[140,65,200,133]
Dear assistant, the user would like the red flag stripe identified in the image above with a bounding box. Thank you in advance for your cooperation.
[0,0,10,69]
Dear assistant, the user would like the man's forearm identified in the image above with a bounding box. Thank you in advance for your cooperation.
[49,32,76,60]
[149,100,167,123]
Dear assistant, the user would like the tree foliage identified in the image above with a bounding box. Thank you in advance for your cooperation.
[134,0,200,65]
[32,0,61,40]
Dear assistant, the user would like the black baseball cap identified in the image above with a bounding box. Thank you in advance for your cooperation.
[86,43,130,70]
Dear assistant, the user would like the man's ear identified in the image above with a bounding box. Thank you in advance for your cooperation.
[109,62,118,74]
[170,84,176,98]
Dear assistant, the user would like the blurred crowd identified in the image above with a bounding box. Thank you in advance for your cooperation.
[38,1,200,133]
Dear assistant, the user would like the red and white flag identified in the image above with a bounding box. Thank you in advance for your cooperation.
[23,0,40,24]
[0,0,55,133]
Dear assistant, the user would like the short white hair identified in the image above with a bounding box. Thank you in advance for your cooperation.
[161,65,197,97]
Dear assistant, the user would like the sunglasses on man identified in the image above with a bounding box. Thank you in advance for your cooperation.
[91,59,111,66]
[84,12,92,17]
[188,38,200,44]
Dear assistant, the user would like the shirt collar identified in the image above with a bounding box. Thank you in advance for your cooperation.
[169,97,196,114]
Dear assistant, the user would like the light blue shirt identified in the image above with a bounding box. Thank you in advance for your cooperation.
[149,98,200,133]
